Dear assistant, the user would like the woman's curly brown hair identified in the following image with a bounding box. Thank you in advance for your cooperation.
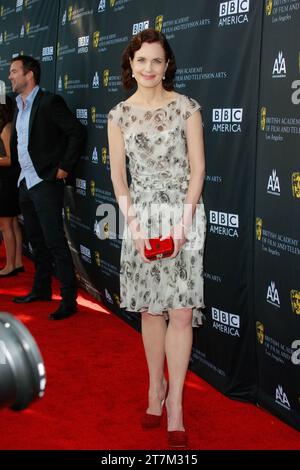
[121,29,176,91]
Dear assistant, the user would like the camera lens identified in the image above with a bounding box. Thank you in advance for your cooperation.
[0,313,46,410]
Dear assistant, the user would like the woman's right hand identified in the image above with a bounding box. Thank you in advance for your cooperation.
[129,218,152,263]
[133,233,152,263]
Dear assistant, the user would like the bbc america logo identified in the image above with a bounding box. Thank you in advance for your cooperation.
[212,108,243,133]
[132,21,150,35]
[42,47,54,62]
[78,36,89,54]
[211,307,240,337]
[80,244,92,263]
[219,0,249,16]
[209,211,239,237]
[219,0,250,26]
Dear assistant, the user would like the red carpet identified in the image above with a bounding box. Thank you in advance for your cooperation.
[0,245,299,450]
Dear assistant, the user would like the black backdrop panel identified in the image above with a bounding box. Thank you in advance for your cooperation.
[255,0,300,430]
[0,0,59,91]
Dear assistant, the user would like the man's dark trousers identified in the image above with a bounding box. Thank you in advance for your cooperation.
[19,178,77,305]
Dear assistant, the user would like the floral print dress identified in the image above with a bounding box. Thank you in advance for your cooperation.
[108,94,206,326]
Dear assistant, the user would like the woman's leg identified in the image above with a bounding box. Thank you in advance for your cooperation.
[165,307,193,431]
[13,216,23,268]
[0,217,16,273]
[141,312,168,415]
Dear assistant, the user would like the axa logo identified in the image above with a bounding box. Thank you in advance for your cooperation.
[98,0,106,12]
[92,147,99,164]
[275,385,290,410]
[105,289,113,304]
[266,281,280,308]
[92,71,100,89]
[267,169,280,196]
[272,51,286,78]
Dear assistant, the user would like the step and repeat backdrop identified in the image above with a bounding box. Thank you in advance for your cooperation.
[0,0,299,430]
[255,1,300,430]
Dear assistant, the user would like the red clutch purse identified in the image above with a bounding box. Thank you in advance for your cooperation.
[144,236,174,261]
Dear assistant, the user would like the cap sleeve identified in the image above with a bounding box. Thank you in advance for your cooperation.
[108,103,122,127]
[181,96,201,120]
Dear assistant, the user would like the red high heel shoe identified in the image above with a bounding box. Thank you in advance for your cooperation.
[141,412,163,429]
[141,382,168,429]
[168,430,188,448]
[141,397,165,429]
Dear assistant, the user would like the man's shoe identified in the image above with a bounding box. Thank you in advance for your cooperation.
[12,291,52,303]
[49,303,77,320]
[0,269,18,277]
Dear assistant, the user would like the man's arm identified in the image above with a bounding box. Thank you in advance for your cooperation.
[49,94,86,175]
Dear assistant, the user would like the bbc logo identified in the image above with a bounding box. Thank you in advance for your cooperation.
[213,108,243,123]
[132,21,150,35]
[219,0,250,17]
[210,211,239,228]
[212,308,240,328]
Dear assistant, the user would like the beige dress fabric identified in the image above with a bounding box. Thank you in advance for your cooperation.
[108,94,206,326]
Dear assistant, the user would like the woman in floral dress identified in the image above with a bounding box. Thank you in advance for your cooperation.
[108,29,206,447]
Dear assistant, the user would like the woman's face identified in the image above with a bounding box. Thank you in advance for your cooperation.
[130,41,168,89]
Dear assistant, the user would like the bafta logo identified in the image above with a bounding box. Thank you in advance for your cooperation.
[95,250,101,267]
[102,147,107,164]
[155,15,164,32]
[266,0,273,16]
[256,218,262,241]
[104,222,109,239]
[291,290,300,315]
[91,106,96,124]
[260,107,267,131]
[256,321,264,345]
[25,22,30,34]
[90,180,96,197]
[110,0,116,7]
[57,42,60,57]
[68,5,73,22]
[0,6,3,17]
[103,69,109,87]
[292,172,300,198]
[65,206,70,221]
[25,0,29,6]
[93,31,100,48]
[64,74,68,90]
